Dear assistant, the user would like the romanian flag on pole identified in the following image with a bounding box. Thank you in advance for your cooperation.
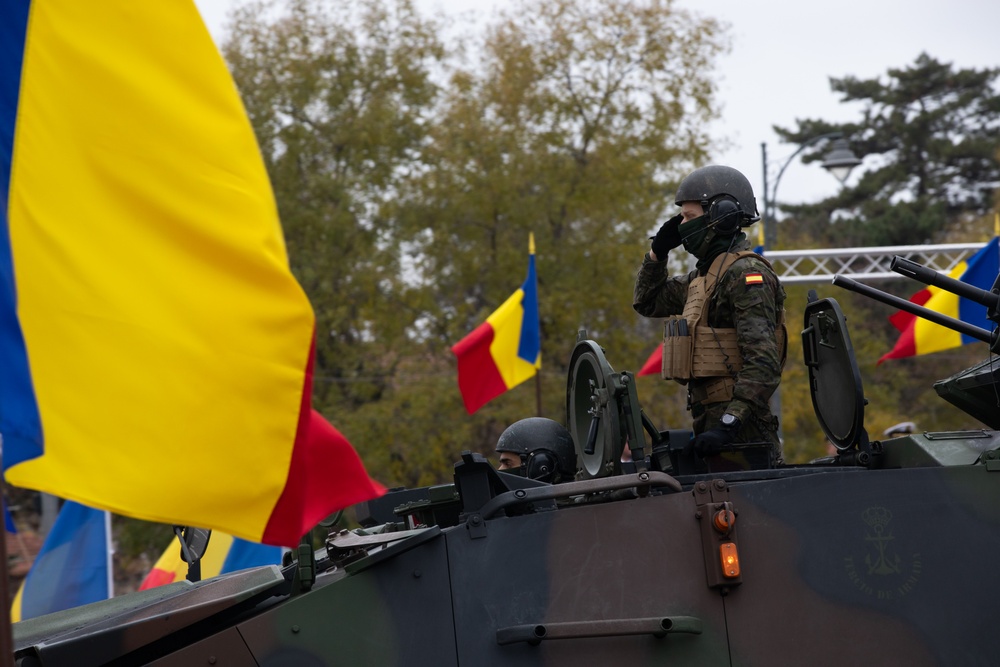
[878,236,1000,364]
[452,235,541,414]
[139,532,284,591]
[0,0,382,547]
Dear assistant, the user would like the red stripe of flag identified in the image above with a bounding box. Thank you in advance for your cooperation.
[877,324,917,364]
[452,322,508,414]
[888,287,932,333]
[638,345,661,377]
[262,336,385,546]
[138,569,177,591]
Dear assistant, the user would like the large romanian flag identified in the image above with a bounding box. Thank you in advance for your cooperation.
[0,0,383,547]
[452,235,541,414]
[879,237,999,364]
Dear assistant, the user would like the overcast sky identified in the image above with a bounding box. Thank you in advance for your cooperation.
[193,0,1000,211]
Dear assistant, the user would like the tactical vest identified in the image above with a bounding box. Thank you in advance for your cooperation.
[660,251,786,406]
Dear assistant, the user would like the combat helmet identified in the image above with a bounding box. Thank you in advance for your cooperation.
[495,417,578,483]
[674,165,760,233]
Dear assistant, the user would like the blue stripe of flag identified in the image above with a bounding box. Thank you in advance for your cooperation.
[957,237,999,345]
[220,538,283,573]
[517,252,540,364]
[0,0,44,470]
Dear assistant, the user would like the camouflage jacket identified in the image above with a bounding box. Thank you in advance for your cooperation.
[632,239,786,428]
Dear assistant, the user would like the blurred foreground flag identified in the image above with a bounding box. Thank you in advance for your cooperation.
[879,237,999,364]
[452,235,541,413]
[11,501,111,622]
[637,346,661,377]
[139,532,283,590]
[0,0,382,547]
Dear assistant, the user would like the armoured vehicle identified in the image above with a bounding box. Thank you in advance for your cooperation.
[11,255,1000,666]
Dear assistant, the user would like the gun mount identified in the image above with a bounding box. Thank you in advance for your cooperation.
[834,253,1000,427]
[833,255,1000,354]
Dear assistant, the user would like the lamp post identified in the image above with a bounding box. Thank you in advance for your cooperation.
[759,132,861,446]
[760,132,862,250]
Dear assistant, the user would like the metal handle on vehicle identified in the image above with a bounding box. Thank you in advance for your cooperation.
[497,615,703,646]
[584,412,600,455]
[478,471,682,520]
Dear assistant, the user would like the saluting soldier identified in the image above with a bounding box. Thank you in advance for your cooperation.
[633,165,786,465]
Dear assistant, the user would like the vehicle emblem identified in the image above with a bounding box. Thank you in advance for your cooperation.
[844,506,922,600]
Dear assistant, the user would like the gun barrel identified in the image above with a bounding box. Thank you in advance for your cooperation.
[890,256,1000,310]
[832,274,995,345]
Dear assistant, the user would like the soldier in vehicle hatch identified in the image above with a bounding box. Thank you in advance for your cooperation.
[633,165,787,465]
[495,417,578,483]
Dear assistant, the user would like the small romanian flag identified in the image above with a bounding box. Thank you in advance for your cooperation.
[140,532,283,590]
[452,235,541,414]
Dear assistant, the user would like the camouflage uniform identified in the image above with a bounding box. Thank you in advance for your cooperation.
[633,237,786,461]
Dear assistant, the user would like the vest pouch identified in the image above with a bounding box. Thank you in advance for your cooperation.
[692,327,742,377]
[661,318,692,381]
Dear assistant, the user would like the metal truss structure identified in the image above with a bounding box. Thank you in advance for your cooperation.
[764,243,987,283]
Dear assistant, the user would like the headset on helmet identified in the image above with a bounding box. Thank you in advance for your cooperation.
[495,417,577,483]
[674,165,759,233]
[525,450,555,481]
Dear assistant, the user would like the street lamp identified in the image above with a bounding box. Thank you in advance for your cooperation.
[821,137,864,184]
[759,132,861,445]
[760,132,862,250]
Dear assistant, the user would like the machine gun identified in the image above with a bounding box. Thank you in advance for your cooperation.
[833,254,1000,429]
[833,255,1000,353]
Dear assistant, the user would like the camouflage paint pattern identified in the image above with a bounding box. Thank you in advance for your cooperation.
[17,443,1000,666]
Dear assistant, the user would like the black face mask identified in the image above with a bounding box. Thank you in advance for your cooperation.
[679,213,712,258]
[681,213,747,268]
[498,455,527,477]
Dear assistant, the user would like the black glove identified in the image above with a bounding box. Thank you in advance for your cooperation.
[650,214,683,258]
[693,417,741,457]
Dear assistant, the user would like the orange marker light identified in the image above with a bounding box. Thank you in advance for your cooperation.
[719,542,740,578]
[713,509,735,533]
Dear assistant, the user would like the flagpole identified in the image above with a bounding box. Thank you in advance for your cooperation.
[530,232,542,418]
[104,512,114,600]
[535,374,543,418]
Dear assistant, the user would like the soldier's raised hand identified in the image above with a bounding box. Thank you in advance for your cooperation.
[650,214,683,259]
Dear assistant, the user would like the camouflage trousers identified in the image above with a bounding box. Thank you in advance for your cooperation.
[692,401,783,465]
